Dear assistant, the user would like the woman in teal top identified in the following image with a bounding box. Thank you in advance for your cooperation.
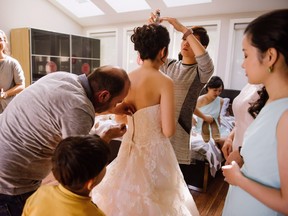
[194,76,228,143]
[222,9,288,215]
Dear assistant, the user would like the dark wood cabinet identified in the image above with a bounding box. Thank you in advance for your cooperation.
[10,28,100,86]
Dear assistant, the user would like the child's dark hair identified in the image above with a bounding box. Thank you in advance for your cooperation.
[205,76,224,91]
[131,24,170,63]
[52,135,110,191]
[244,10,287,118]
[248,86,269,119]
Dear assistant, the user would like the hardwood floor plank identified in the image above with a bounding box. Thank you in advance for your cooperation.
[190,171,229,216]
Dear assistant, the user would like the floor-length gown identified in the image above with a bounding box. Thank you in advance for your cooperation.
[92,104,199,216]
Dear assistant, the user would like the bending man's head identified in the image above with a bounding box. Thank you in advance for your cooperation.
[88,65,130,113]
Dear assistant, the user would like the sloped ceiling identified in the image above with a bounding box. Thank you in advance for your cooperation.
[48,0,288,27]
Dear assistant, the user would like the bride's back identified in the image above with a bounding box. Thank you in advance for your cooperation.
[125,65,172,111]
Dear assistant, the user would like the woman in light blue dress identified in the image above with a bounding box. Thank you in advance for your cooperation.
[194,76,229,142]
[222,9,288,215]
[191,76,228,176]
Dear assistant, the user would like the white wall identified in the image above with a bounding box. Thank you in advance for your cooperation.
[84,11,266,84]
[0,0,83,38]
[0,0,282,89]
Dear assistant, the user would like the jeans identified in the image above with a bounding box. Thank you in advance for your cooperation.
[0,191,34,216]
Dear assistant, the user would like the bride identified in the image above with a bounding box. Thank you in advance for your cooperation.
[92,23,199,216]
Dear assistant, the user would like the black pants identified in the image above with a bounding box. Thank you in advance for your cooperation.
[0,191,34,216]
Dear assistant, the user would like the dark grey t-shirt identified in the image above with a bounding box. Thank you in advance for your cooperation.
[160,52,214,164]
[0,72,95,195]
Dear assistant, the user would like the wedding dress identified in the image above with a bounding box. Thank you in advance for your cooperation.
[92,104,199,216]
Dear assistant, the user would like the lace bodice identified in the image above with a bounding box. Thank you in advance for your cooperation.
[123,104,168,145]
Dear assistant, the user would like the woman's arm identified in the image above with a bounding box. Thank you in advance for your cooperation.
[194,96,213,123]
[1,83,25,99]
[161,17,205,57]
[221,128,235,159]
[194,107,213,123]
[160,77,175,138]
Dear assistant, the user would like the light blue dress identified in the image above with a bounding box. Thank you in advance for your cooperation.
[222,98,288,216]
[195,96,228,137]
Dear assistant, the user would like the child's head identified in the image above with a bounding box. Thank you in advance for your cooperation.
[52,135,110,193]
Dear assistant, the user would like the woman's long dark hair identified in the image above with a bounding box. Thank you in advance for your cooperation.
[248,86,268,118]
[245,9,288,118]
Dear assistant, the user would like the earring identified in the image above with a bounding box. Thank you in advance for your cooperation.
[267,66,273,73]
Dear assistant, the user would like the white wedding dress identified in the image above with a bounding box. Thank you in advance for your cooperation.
[92,104,199,216]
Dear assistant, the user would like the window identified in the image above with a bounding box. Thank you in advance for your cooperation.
[90,31,117,66]
[225,19,253,90]
[124,29,139,72]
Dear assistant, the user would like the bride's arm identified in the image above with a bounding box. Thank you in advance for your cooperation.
[160,77,175,138]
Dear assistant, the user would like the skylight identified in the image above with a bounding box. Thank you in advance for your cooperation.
[105,0,151,13]
[162,0,212,7]
[54,0,104,18]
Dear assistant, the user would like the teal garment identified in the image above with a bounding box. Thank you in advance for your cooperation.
[195,96,227,137]
[222,98,288,216]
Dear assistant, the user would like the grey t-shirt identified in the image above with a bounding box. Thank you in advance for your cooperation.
[0,56,25,112]
[160,52,214,164]
[0,72,95,195]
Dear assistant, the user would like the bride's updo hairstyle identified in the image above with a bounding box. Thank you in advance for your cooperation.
[131,24,170,62]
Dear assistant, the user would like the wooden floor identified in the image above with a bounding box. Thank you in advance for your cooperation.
[189,172,229,216]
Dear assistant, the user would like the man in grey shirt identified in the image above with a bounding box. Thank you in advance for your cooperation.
[0,65,132,216]
[151,16,214,165]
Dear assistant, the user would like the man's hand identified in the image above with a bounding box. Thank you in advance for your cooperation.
[148,11,187,34]
[113,102,136,116]
[100,123,127,144]
[148,10,160,24]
